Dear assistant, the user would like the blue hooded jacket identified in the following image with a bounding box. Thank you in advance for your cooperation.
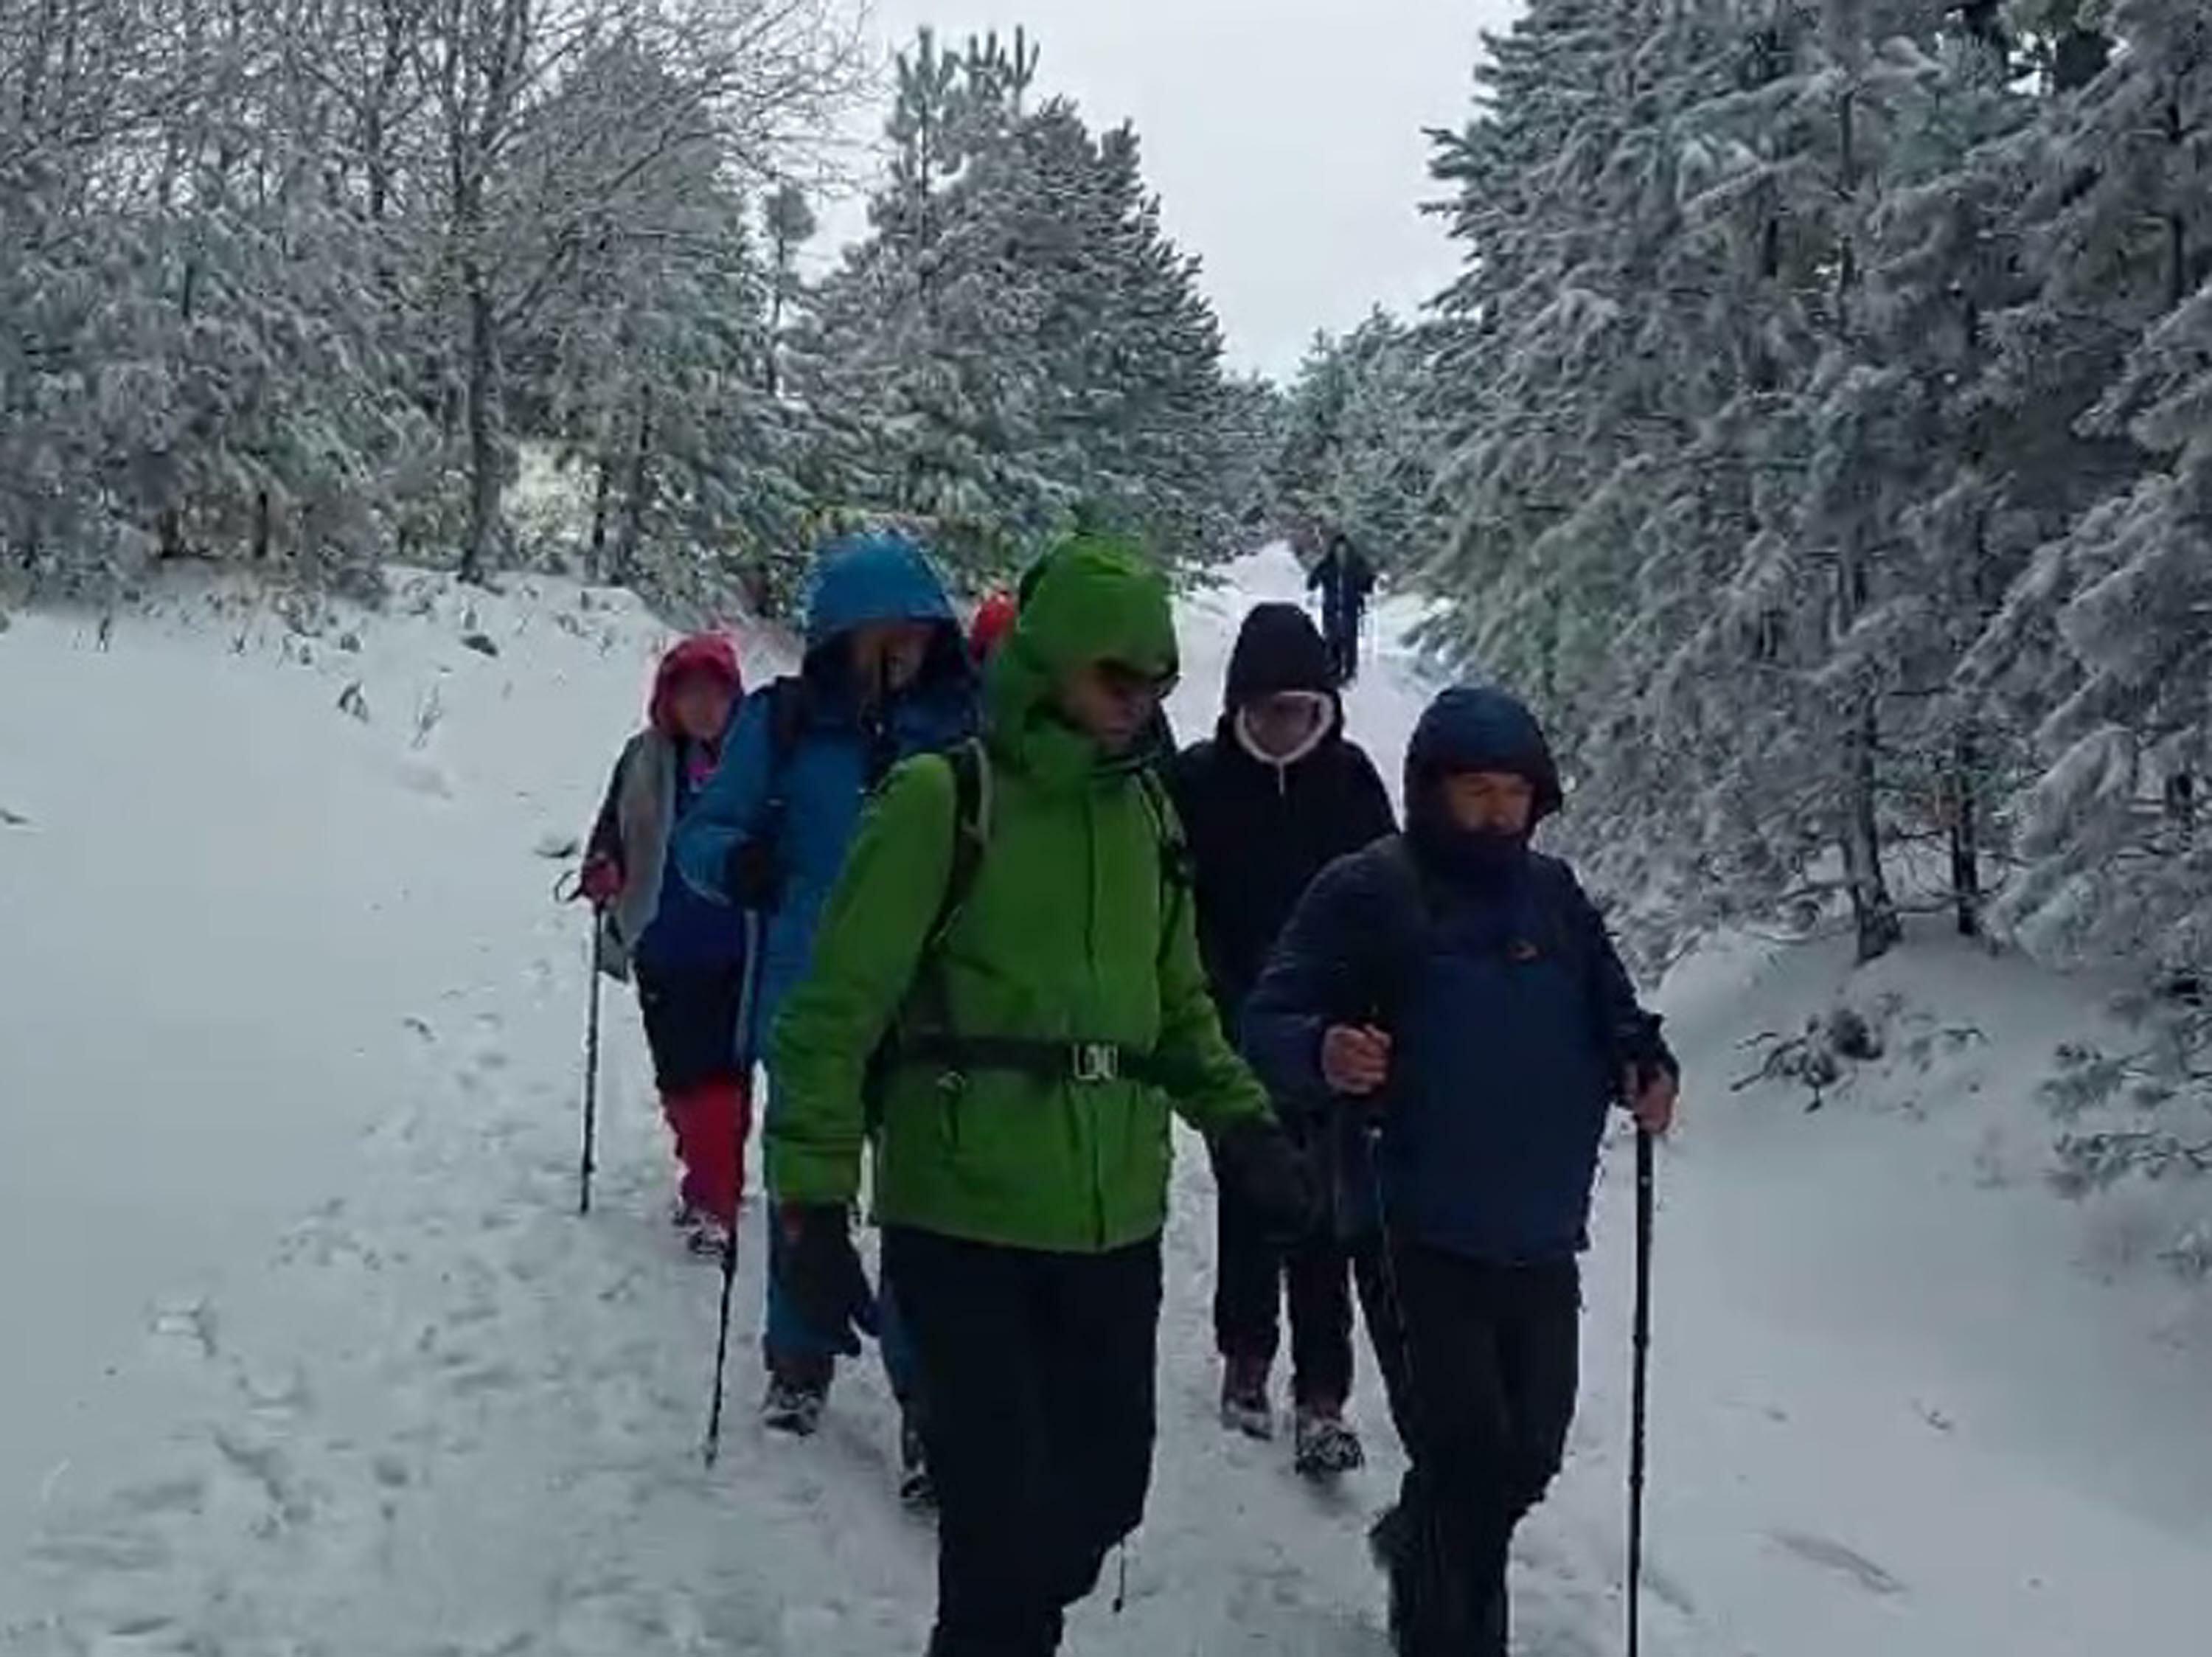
[1242,685,1669,1263]
[674,532,978,1057]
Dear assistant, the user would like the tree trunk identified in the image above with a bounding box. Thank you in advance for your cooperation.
[765,238,787,397]
[1949,725,1982,939]
[252,487,271,563]
[588,455,613,581]
[612,392,654,586]
[2166,772,2196,848]
[1843,701,1902,963]
[460,271,500,585]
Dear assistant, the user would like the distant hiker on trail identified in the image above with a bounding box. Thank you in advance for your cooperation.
[967,588,1017,667]
[768,535,1315,1656]
[1167,602,1396,1476]
[1242,684,1678,1657]
[580,635,747,1256]
[673,528,976,1493]
[1307,531,1377,686]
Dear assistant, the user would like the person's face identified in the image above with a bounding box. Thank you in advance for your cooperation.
[1240,690,1330,760]
[669,675,734,743]
[1439,770,1534,835]
[849,621,936,694]
[1058,659,1175,755]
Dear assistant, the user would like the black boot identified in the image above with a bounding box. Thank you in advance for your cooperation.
[899,1409,936,1510]
[762,1351,831,1436]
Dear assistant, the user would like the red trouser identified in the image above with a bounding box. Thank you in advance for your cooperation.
[662,1079,751,1225]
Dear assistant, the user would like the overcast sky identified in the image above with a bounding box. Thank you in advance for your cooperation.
[814,1,1525,382]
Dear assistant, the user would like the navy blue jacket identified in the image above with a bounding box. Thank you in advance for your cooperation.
[1242,685,1667,1263]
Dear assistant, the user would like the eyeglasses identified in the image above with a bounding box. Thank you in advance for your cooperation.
[1095,660,1178,705]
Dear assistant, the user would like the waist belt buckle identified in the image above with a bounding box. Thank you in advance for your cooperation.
[1071,1042,1119,1084]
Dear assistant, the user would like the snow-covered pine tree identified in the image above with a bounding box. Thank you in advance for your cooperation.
[1952,1,2212,1202]
[794,29,1236,586]
[1272,314,1441,572]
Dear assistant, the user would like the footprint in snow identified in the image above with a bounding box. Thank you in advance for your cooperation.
[1767,1528,1906,1597]
[147,1299,220,1361]
[115,1476,208,1518]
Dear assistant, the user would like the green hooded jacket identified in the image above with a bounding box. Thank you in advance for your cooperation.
[768,536,1273,1252]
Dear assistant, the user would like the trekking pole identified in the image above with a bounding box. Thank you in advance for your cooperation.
[579,902,606,1217]
[1627,1127,1655,1657]
[704,909,766,1467]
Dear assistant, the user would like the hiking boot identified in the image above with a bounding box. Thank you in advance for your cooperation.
[898,1414,936,1510]
[1293,1403,1365,1478]
[1220,1356,1273,1440]
[762,1366,829,1437]
[678,1206,733,1260]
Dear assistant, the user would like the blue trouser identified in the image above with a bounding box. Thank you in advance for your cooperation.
[762,1201,922,1402]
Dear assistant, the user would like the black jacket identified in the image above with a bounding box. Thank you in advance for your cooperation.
[1167,605,1397,1024]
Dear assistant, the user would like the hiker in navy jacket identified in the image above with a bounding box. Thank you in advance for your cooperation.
[1243,684,1678,1657]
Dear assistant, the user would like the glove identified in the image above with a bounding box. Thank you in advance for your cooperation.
[1214,1116,1322,1246]
[579,853,624,906]
[726,836,785,912]
[1617,1013,1680,1097]
[776,1203,879,1355]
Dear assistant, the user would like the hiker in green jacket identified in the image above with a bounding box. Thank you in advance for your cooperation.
[769,535,1313,1656]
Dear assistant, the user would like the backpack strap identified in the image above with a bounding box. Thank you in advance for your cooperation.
[763,676,811,800]
[1367,837,1440,1027]
[1135,765,1195,959]
[933,738,990,945]
[736,675,812,884]
[880,748,1192,1089]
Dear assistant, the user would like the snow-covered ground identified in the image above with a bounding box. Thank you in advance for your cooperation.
[4,548,2208,1654]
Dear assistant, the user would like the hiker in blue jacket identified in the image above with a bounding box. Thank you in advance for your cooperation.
[1242,684,1678,1657]
[675,526,976,1499]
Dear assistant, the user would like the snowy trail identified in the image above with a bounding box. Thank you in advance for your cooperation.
[5,549,2206,1654]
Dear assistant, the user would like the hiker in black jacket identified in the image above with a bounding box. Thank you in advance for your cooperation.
[1307,531,1378,685]
[1168,602,1397,1475]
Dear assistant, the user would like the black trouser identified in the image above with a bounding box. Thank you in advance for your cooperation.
[1211,1141,1354,1407]
[633,960,745,1093]
[1324,609,1361,684]
[1354,1241,1580,1657]
[886,1227,1162,1657]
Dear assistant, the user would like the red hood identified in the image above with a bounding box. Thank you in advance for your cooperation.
[649,634,742,740]
[968,591,1018,664]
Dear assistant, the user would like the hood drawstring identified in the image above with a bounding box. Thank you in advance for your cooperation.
[1113,1540,1130,1613]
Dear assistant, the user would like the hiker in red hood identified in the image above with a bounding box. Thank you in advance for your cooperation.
[581,634,751,1254]
[968,589,1018,667]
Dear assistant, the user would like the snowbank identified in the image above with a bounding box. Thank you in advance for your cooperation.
[3,547,2206,1655]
